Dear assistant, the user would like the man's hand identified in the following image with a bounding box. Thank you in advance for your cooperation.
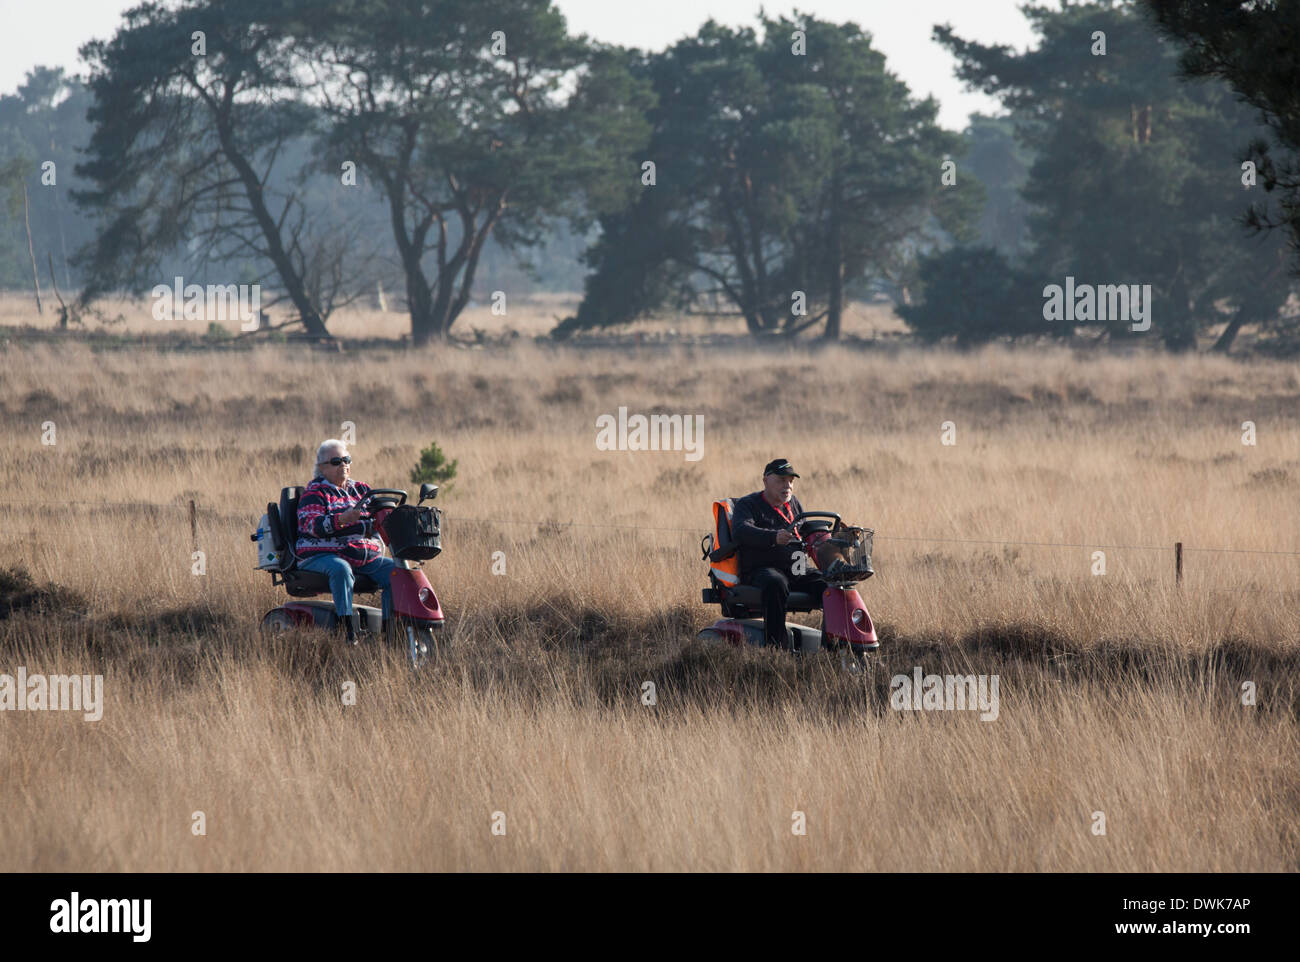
[775,529,798,546]
[336,508,365,527]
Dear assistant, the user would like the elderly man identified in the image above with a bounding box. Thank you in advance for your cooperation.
[296,439,396,643]
[730,458,828,650]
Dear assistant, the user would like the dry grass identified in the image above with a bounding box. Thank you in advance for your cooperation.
[1,325,1298,871]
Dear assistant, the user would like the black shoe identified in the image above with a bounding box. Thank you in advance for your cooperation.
[766,627,794,650]
[342,613,359,645]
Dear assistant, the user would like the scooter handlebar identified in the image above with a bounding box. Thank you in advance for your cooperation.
[355,488,408,510]
[791,511,842,524]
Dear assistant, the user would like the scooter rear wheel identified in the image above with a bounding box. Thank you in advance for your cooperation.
[261,609,297,633]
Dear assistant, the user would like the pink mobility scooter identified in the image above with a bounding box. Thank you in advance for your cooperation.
[253,483,446,667]
[698,500,878,660]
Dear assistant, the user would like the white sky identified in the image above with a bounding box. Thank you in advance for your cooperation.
[0,0,1046,130]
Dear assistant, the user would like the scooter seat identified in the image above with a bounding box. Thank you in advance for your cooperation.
[281,567,382,599]
[724,585,821,612]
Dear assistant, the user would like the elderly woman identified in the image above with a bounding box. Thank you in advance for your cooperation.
[296,439,396,643]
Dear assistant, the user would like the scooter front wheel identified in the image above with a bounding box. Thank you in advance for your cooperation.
[402,624,437,669]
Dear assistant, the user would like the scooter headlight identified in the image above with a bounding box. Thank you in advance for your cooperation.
[851,608,866,627]
[418,586,434,608]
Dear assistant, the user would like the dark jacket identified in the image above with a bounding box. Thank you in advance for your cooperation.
[731,491,805,578]
[295,476,383,567]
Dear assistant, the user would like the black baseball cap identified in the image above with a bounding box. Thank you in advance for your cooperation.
[764,459,800,478]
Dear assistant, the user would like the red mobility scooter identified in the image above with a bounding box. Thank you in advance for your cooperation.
[253,483,446,666]
[698,499,878,660]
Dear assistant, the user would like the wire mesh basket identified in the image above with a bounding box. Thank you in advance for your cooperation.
[810,525,874,585]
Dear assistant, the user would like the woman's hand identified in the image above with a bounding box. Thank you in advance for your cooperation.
[336,508,365,527]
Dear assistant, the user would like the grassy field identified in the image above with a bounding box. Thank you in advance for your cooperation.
[1,326,1298,871]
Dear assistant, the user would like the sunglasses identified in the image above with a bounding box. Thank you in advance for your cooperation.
[320,456,352,466]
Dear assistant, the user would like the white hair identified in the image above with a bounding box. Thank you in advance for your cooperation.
[315,438,348,469]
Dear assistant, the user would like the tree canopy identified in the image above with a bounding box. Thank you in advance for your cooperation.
[297,0,652,343]
[929,0,1296,350]
[558,13,974,340]
[1144,0,1300,276]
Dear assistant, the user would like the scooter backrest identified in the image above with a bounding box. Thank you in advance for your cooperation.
[264,502,293,572]
[266,502,286,551]
[709,499,741,586]
[279,486,305,547]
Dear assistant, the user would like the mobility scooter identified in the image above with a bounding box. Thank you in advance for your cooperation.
[698,499,878,660]
[253,483,446,667]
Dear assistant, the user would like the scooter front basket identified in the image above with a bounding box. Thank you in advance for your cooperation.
[815,526,874,585]
[383,504,442,561]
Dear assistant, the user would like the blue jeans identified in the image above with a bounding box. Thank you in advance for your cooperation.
[298,553,396,620]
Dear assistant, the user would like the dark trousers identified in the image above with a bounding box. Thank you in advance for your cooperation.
[746,568,828,649]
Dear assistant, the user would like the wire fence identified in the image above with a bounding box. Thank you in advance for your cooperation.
[2,496,1299,563]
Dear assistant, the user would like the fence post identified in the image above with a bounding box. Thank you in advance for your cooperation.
[1175,541,1183,585]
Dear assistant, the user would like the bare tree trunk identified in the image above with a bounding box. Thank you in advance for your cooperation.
[437,200,505,339]
[57,207,72,290]
[23,183,43,316]
[50,185,72,289]
[1211,307,1246,354]
[1215,257,1287,353]
[393,215,435,346]
[47,252,68,329]
[408,273,436,345]
[824,171,844,340]
[213,107,330,339]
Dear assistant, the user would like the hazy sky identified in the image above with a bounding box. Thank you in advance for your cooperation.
[0,0,1046,130]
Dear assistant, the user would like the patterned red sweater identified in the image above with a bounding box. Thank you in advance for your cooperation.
[295,477,384,567]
